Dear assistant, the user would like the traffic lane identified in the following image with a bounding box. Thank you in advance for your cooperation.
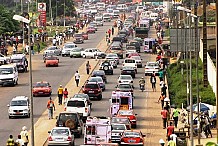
[0,22,114,144]
[75,52,152,145]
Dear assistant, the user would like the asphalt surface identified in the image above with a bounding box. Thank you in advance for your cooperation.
[0,21,113,144]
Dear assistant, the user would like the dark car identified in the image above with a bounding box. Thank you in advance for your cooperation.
[72,93,92,109]
[116,83,134,97]
[112,36,123,43]
[99,61,114,75]
[117,34,128,43]
[92,70,107,83]
[119,29,130,36]
[129,41,141,53]
[73,33,84,44]
[82,82,102,100]
[56,112,83,137]
[121,66,136,78]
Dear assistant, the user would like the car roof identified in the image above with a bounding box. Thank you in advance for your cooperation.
[124,130,141,133]
[12,96,28,101]
[52,127,70,130]
[36,81,49,84]
[119,75,132,77]
[0,63,16,68]
[86,81,98,84]
[11,54,25,59]
[68,98,86,101]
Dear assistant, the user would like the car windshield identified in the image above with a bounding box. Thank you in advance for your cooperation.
[112,118,129,123]
[67,101,85,107]
[120,76,132,80]
[0,68,13,74]
[130,42,139,46]
[47,57,57,60]
[124,131,140,137]
[107,54,117,58]
[93,71,104,76]
[74,34,82,37]
[119,110,133,115]
[65,44,75,48]
[35,82,49,87]
[11,100,27,106]
[11,59,22,63]
[52,129,69,136]
[147,62,159,67]
[89,77,103,82]
[85,83,98,89]
[111,47,121,50]
[59,113,77,122]
[112,124,126,130]
[131,56,141,60]
[47,47,56,50]
[118,84,131,89]
[73,94,88,99]
[125,60,135,63]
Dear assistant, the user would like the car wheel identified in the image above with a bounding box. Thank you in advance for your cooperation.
[70,56,73,58]
[98,95,102,100]
[103,66,109,71]
[83,54,86,58]
[9,116,11,119]
[111,71,113,75]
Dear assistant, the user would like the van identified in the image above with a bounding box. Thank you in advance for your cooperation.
[0,63,18,86]
[11,54,28,72]
[143,38,156,53]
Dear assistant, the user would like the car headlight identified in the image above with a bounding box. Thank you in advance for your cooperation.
[8,109,13,112]
[23,109,29,112]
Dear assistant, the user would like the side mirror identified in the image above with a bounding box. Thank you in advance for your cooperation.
[82,86,84,88]
[7,104,10,107]
[142,134,146,137]
[135,114,138,115]
[48,131,51,133]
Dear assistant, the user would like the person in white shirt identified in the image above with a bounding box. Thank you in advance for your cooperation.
[74,71,80,87]
[20,126,29,146]
[52,38,56,46]
[16,135,24,146]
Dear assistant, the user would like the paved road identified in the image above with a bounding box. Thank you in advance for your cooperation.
[0,22,113,144]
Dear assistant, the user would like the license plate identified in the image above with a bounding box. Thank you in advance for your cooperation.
[89,91,94,93]
[38,92,43,94]
[16,112,20,114]
[127,71,131,73]
[128,140,136,143]
[112,133,118,136]
[56,138,64,141]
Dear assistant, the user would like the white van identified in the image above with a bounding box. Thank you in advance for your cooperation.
[0,63,18,86]
[136,5,144,13]
[150,13,158,21]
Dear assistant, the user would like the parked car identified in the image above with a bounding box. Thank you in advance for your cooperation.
[48,127,75,146]
[120,130,145,146]
[44,46,61,56]
[88,76,105,91]
[144,62,160,76]
[91,70,107,83]
[32,81,52,97]
[82,82,102,100]
[45,56,59,67]
[121,66,136,78]
[69,48,84,58]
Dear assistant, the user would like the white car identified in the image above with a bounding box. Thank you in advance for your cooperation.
[44,46,62,56]
[62,43,78,57]
[8,96,30,118]
[144,62,160,76]
[81,48,106,58]
[65,98,91,121]
[118,75,134,87]
[111,123,127,143]
[0,63,19,86]
[0,53,10,64]
[48,127,75,146]
[105,53,119,65]
[130,56,143,68]
[123,58,137,73]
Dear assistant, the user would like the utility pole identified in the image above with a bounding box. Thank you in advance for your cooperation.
[49,0,53,26]
[64,0,66,27]
[216,0,218,143]
[202,0,208,87]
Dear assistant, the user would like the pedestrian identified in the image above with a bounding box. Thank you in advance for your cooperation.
[158,69,164,81]
[167,122,175,141]
[86,61,91,75]
[37,43,40,54]
[16,135,24,146]
[172,106,180,128]
[6,135,15,146]
[107,37,111,46]
[63,88,68,104]
[25,44,29,55]
[105,32,108,41]
[74,71,80,87]
[13,44,16,54]
[150,73,156,92]
[112,27,114,35]
[57,85,64,105]
[161,84,167,97]
[108,29,111,38]
[47,97,55,119]
[20,126,29,146]
[203,115,212,138]
[161,107,168,129]
[158,93,165,109]
[52,37,56,46]
[167,136,176,146]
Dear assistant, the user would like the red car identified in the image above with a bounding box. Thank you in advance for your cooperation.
[32,81,52,97]
[45,56,59,67]
[120,130,145,146]
[81,32,89,40]
[117,110,137,128]
[87,26,96,33]
[128,52,140,58]
[82,82,102,100]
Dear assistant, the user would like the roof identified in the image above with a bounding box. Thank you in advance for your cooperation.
[12,96,28,100]
[68,98,86,101]
[11,54,25,59]
[51,127,70,130]
[0,63,16,68]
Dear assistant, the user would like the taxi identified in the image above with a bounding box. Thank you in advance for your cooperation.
[120,130,145,146]
[116,110,137,128]
[32,81,52,97]
[45,56,59,67]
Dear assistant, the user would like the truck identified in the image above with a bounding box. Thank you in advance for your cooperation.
[135,19,150,39]
[84,116,112,145]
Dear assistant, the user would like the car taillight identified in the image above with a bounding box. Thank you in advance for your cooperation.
[121,138,124,142]
[64,107,66,111]
[85,107,88,113]
[67,136,72,141]
[140,138,143,142]
[145,68,149,69]
[126,125,131,130]
[48,136,53,141]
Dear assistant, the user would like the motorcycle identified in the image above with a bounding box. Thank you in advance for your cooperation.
[140,84,145,92]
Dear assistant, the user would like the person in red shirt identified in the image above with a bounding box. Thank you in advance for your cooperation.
[167,122,175,141]
[161,107,168,129]
[63,88,68,104]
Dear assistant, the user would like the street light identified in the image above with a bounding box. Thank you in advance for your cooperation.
[13,14,35,146]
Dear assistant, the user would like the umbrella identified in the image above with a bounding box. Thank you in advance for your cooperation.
[187,103,210,112]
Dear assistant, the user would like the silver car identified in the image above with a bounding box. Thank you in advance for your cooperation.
[44,46,61,56]
[62,43,78,57]
[48,127,75,146]
[88,76,106,91]
[111,124,127,143]
[144,62,160,76]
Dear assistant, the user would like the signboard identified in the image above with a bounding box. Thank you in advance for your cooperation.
[38,3,46,26]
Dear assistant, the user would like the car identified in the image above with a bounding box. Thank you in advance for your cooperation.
[111,117,131,130]
[115,83,134,97]
[45,56,59,67]
[116,110,137,128]
[134,37,143,46]
[123,58,137,73]
[111,124,127,143]
[117,75,134,88]
[89,22,98,31]
[117,34,128,43]
[43,52,58,63]
[62,43,78,57]
[109,45,124,59]
[0,53,10,65]
[73,33,84,44]
[113,10,120,18]
[44,46,61,56]
[144,62,160,76]
[8,96,30,118]
[91,70,107,83]
[81,32,89,40]
[87,26,96,33]
[103,13,111,22]
[82,82,102,100]
[0,63,18,86]
[69,48,84,58]
[129,41,141,53]
[88,76,105,91]
[99,60,114,75]
[125,45,136,57]
[32,81,52,97]
[10,54,28,72]
[94,19,103,26]
[65,98,91,122]
[48,127,75,146]
[130,56,143,68]
[72,93,92,109]
[119,29,129,37]
[121,66,136,78]
[127,52,140,58]
[81,48,106,59]
[105,53,119,65]
[120,130,145,146]
[56,112,83,138]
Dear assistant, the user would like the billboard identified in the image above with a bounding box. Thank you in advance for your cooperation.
[38,3,46,26]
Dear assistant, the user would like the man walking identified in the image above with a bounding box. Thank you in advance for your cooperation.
[75,71,80,87]
[167,137,176,146]
[112,27,114,35]
[57,85,64,105]
[158,93,165,109]
[161,107,168,129]
[172,106,180,128]
[6,135,15,146]
[16,135,24,146]
[20,126,29,146]
[47,97,55,119]
[167,122,175,141]
[86,61,91,74]
[161,84,168,97]
[150,73,156,92]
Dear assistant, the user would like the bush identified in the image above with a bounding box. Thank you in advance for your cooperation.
[167,58,215,108]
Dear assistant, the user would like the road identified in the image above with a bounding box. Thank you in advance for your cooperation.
[0,22,113,144]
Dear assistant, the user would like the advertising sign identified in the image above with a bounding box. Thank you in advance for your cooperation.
[38,3,46,26]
